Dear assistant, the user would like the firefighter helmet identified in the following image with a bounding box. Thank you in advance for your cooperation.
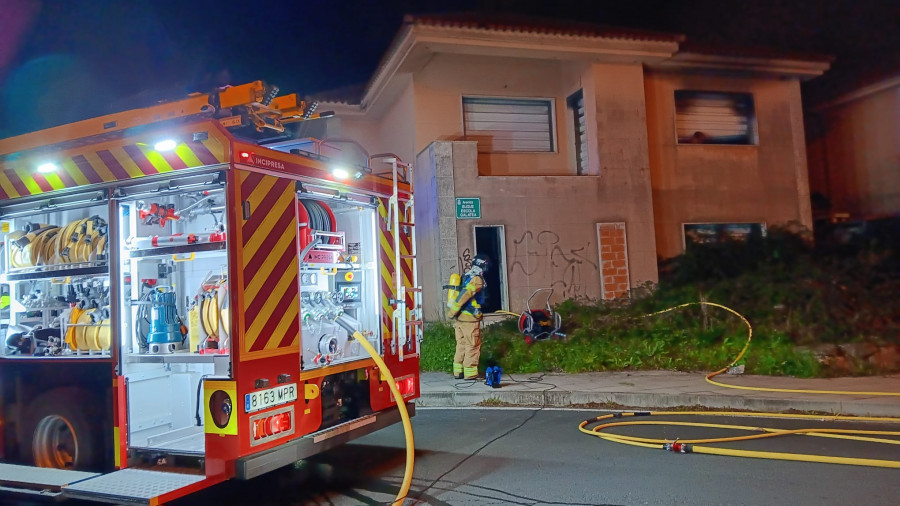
[472,253,492,273]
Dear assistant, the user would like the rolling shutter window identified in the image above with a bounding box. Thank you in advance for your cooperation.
[675,91,757,145]
[567,90,588,175]
[463,97,555,153]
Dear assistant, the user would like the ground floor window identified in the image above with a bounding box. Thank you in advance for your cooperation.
[682,222,767,249]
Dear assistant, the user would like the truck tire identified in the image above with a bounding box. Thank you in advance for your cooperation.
[22,388,101,470]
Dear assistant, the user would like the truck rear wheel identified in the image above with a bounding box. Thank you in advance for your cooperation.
[23,388,100,470]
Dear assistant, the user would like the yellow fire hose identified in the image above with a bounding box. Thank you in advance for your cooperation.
[644,302,900,397]
[8,218,108,268]
[336,320,414,505]
[579,301,900,468]
[579,411,900,468]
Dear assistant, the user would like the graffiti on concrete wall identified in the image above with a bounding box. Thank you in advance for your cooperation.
[510,230,599,300]
[457,247,473,274]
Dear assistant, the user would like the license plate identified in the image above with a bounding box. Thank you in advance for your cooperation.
[245,383,297,413]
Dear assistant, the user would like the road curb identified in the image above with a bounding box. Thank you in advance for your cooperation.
[415,390,900,417]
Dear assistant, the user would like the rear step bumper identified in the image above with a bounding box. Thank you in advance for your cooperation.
[0,403,414,503]
[235,402,415,480]
[62,469,208,505]
[0,463,100,500]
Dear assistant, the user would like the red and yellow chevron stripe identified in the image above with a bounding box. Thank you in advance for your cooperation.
[0,129,226,200]
[378,197,415,340]
[237,170,301,359]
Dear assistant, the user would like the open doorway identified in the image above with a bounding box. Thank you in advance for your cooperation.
[474,225,507,313]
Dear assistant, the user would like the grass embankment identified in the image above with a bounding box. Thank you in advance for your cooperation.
[422,226,899,377]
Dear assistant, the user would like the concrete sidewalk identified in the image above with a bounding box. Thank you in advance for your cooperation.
[416,370,900,417]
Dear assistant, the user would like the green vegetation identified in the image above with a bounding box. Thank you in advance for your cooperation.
[422,224,899,377]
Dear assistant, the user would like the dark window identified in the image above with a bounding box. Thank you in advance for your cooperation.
[683,222,767,249]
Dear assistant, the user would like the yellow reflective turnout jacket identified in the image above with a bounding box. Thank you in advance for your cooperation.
[448,273,485,321]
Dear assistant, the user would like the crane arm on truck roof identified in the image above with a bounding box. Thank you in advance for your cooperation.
[0,81,330,159]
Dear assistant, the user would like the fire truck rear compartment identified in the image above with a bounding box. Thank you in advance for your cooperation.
[319,370,370,431]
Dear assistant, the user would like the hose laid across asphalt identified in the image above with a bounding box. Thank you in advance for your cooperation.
[579,410,900,468]
[333,316,414,505]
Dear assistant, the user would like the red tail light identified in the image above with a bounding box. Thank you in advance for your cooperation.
[252,411,292,440]
[395,375,416,398]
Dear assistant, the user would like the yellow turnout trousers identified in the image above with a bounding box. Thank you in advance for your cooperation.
[453,317,482,379]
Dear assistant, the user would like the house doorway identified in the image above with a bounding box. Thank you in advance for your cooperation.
[474,225,507,313]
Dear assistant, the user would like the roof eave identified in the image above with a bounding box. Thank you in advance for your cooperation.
[812,75,900,111]
[415,30,680,62]
[357,23,418,113]
[353,23,680,114]
[650,52,831,80]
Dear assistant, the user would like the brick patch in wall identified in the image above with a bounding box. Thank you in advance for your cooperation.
[596,222,629,299]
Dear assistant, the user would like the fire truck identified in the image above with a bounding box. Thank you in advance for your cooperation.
[0,81,422,504]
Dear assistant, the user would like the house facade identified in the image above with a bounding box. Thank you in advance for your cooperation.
[313,15,829,321]
[806,76,899,220]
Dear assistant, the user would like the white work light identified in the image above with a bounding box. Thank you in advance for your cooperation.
[154,139,177,151]
[37,163,58,173]
[331,167,350,180]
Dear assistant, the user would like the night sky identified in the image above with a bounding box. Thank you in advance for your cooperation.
[1,0,896,138]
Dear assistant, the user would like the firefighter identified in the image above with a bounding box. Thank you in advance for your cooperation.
[447,254,491,380]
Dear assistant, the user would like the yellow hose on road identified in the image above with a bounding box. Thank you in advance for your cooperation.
[579,411,900,469]
[349,330,415,505]
[577,302,900,468]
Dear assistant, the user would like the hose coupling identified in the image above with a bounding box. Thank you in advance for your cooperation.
[662,442,693,453]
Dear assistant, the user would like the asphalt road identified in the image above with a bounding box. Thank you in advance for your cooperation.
[4,408,899,505]
[177,407,899,506]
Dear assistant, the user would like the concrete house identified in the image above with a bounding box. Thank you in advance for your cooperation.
[806,75,900,221]
[311,15,830,321]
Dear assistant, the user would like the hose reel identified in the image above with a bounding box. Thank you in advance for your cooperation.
[297,199,338,250]
[517,288,564,345]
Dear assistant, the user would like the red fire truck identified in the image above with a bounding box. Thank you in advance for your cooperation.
[0,81,422,504]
